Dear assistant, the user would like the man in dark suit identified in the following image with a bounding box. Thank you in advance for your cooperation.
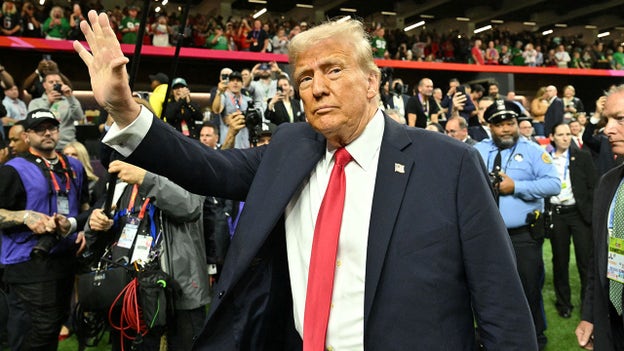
[75,11,536,350]
[576,86,624,350]
[544,85,565,137]
[406,78,439,128]
[264,76,304,125]
[547,122,597,319]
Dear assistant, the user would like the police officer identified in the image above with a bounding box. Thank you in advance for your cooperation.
[0,109,89,350]
[475,99,561,350]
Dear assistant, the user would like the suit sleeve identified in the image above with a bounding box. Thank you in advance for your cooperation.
[140,171,203,222]
[457,148,538,349]
[120,114,263,201]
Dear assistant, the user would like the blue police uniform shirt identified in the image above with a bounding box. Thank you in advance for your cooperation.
[474,137,561,228]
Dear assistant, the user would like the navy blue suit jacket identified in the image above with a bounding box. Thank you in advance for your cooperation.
[124,114,536,350]
[582,164,624,351]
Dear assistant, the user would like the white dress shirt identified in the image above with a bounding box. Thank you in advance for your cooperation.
[285,110,383,350]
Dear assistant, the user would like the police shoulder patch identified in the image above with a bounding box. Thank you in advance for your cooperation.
[542,152,552,164]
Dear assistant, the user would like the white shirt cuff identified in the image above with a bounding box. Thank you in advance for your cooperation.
[102,105,153,157]
[590,115,601,125]
[66,217,77,237]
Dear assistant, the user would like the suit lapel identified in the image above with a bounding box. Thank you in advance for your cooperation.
[364,118,413,323]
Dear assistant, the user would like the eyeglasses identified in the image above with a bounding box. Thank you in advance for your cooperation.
[29,125,59,135]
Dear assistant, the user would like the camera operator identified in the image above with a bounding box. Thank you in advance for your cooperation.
[28,72,84,151]
[265,76,304,125]
[0,109,89,350]
[211,71,255,149]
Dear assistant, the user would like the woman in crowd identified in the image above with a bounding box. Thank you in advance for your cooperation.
[42,6,69,40]
[63,141,99,202]
[151,15,171,47]
[530,86,549,136]
[20,2,41,37]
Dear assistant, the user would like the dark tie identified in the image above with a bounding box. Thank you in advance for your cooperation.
[611,182,624,315]
[303,147,353,351]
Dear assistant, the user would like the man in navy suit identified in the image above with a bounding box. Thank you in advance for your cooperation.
[544,85,565,137]
[75,11,536,350]
[576,86,624,351]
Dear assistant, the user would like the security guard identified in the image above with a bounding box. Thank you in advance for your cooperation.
[475,99,561,350]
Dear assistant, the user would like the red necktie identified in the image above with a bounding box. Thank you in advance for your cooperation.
[303,147,353,351]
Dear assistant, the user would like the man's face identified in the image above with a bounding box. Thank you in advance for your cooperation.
[569,121,581,136]
[545,86,557,99]
[604,91,624,156]
[445,119,467,141]
[294,37,378,148]
[8,125,27,156]
[25,122,59,153]
[551,124,571,151]
[254,20,262,30]
[491,119,519,149]
[488,84,499,97]
[228,78,243,94]
[518,120,534,138]
[4,85,18,99]
[199,126,218,148]
[418,79,434,97]
[43,74,62,93]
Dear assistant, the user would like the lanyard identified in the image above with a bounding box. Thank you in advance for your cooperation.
[228,92,242,110]
[126,184,139,214]
[550,150,570,182]
[487,143,518,173]
[29,148,71,193]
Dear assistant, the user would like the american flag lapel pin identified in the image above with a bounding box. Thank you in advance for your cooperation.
[394,163,405,174]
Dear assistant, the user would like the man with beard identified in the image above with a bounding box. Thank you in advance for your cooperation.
[475,99,560,350]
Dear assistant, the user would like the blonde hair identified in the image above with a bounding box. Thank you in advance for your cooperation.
[288,19,381,88]
[63,141,98,182]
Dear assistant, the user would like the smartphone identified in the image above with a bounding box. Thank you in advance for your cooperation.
[277,86,283,93]
[42,54,52,61]
[220,73,229,82]
[456,85,467,95]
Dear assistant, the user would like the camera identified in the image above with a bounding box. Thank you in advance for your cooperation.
[244,106,263,146]
[31,233,60,258]
[259,62,270,71]
[53,83,62,93]
[220,73,229,82]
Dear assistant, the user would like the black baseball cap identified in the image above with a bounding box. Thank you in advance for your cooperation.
[149,72,169,84]
[23,109,59,130]
[228,71,243,81]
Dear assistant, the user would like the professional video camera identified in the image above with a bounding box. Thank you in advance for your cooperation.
[244,106,263,147]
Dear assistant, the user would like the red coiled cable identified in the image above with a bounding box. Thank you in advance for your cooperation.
[108,277,147,351]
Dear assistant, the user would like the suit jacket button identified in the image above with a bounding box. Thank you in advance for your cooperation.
[218,290,225,298]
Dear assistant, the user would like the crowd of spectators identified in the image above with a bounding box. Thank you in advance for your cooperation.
[2,0,624,69]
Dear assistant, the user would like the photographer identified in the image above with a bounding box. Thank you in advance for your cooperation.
[211,71,254,149]
[265,76,304,125]
[164,77,203,138]
[0,109,89,350]
[28,72,84,150]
